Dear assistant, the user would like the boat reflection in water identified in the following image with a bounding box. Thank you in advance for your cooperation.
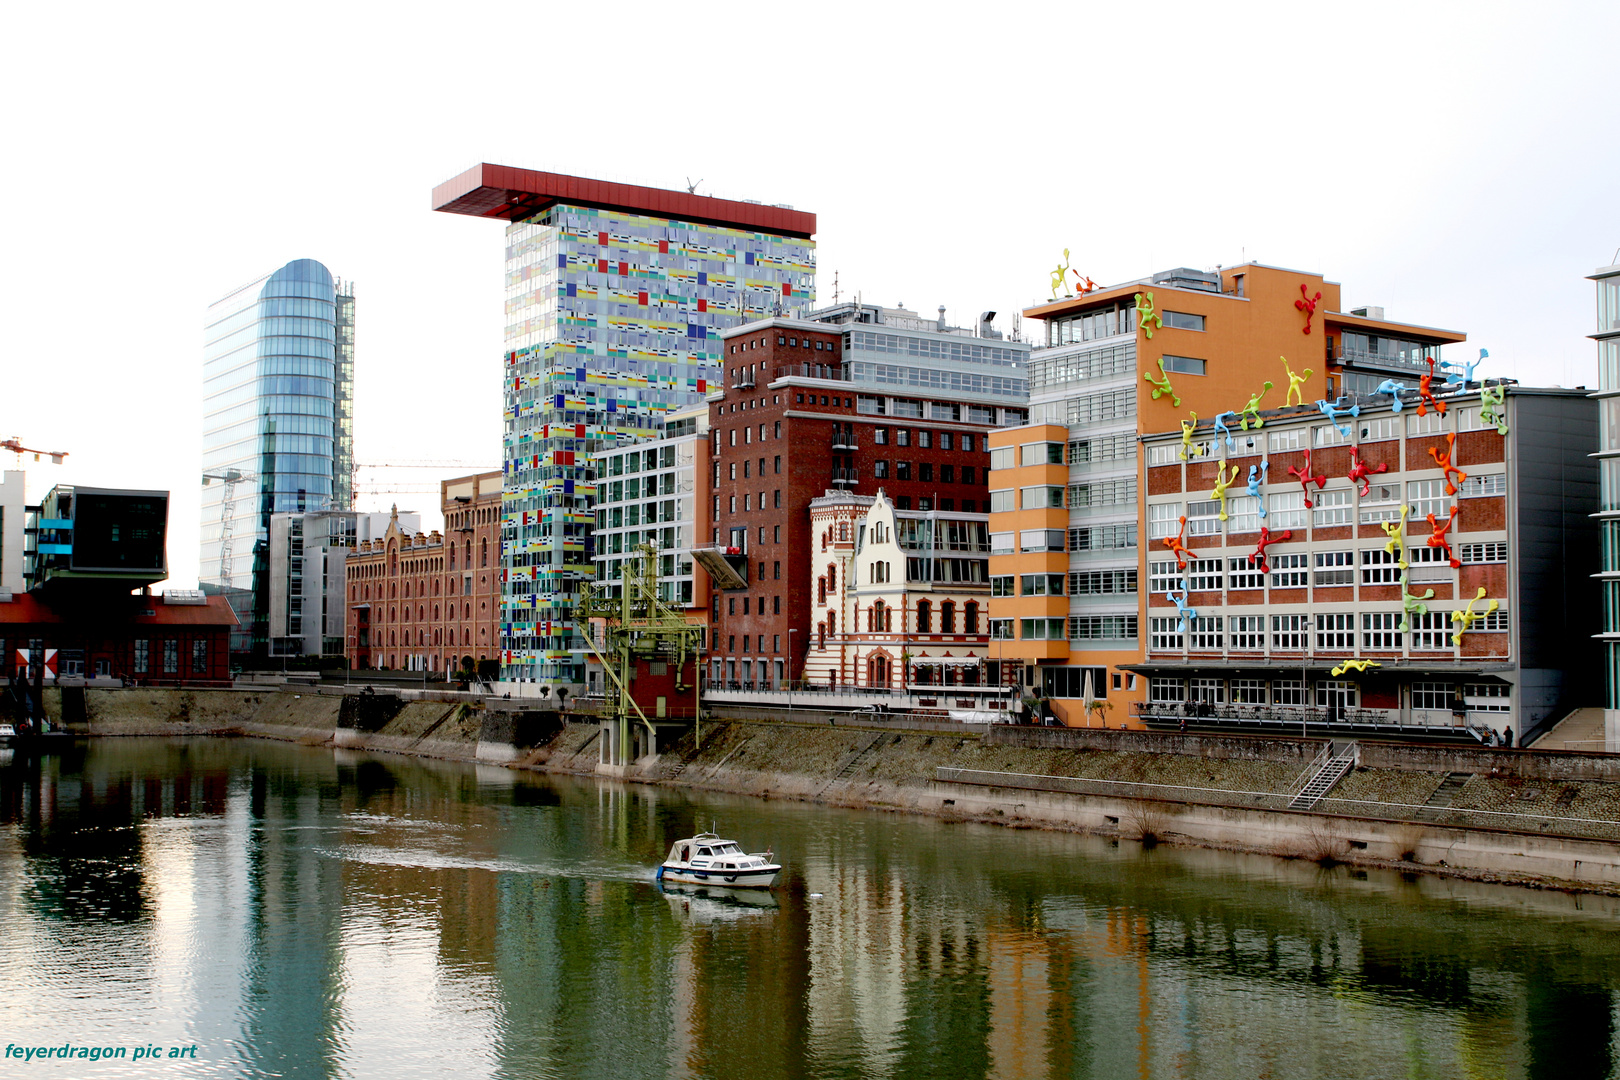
[658,880,780,924]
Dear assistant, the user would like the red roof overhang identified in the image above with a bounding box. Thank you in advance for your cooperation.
[431,164,816,239]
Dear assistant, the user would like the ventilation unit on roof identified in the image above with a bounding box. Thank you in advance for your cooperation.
[1151,268,1222,293]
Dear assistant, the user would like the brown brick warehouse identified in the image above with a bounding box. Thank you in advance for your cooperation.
[701,306,1030,690]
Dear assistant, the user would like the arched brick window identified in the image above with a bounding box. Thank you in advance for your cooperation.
[917,600,932,633]
[940,602,956,634]
[964,602,980,634]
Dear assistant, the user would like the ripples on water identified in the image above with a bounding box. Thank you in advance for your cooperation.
[0,738,1616,1079]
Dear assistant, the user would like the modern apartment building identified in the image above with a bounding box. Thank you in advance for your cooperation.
[990,262,1471,723]
[266,508,400,659]
[201,259,354,656]
[0,470,24,594]
[344,474,501,672]
[1591,262,1620,719]
[701,304,1028,694]
[432,165,817,696]
[1137,384,1597,738]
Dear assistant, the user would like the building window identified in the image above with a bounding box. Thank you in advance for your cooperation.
[1148,560,1180,594]
[1182,558,1221,592]
[1269,491,1307,529]
[1358,416,1399,442]
[1188,617,1223,650]
[991,575,1015,597]
[1020,617,1066,640]
[1312,487,1353,527]
[1020,573,1064,596]
[1315,613,1355,649]
[1409,479,1452,521]
[1411,681,1453,711]
[1021,485,1065,510]
[1227,495,1260,534]
[1408,410,1448,435]
[1150,617,1184,651]
[134,639,149,674]
[1189,676,1225,703]
[1461,541,1508,563]
[1360,548,1400,584]
[1458,473,1507,498]
[1313,551,1354,586]
[1069,615,1137,640]
[1314,422,1351,447]
[1162,311,1205,332]
[1021,441,1065,466]
[989,446,1014,470]
[1465,683,1511,712]
[917,600,932,633]
[964,602,980,634]
[988,619,1014,640]
[1362,611,1403,649]
[1149,677,1186,703]
[192,640,208,674]
[162,640,179,674]
[1227,557,1264,591]
[1271,614,1306,650]
[1229,616,1264,650]
[1071,569,1138,595]
[940,602,956,633]
[1161,354,1206,375]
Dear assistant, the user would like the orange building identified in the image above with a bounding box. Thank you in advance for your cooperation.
[989,262,1468,726]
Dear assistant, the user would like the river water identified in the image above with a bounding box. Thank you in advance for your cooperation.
[0,738,1616,1079]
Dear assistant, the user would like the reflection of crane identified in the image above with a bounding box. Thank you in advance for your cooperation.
[201,468,254,591]
[2,436,68,465]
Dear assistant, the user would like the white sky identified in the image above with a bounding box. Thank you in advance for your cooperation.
[2,1,1616,589]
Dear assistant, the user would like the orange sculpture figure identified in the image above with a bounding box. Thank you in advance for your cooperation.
[1427,431,1467,495]
[1070,271,1098,294]
[1417,356,1447,417]
[1287,447,1327,508]
[1295,283,1323,334]
[1162,515,1193,571]
[1426,505,1462,568]
[1247,526,1294,574]
[1347,446,1389,497]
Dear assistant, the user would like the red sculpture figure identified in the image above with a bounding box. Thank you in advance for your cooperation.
[1295,283,1323,334]
[1427,505,1462,568]
[1247,526,1294,574]
[1418,356,1447,417]
[1347,446,1389,497]
[1427,431,1467,495]
[1161,515,1193,571]
[1287,447,1327,508]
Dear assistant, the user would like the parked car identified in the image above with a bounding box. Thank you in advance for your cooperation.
[852,703,889,715]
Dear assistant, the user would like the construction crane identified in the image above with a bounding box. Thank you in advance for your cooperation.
[201,468,254,592]
[575,543,704,767]
[2,436,68,465]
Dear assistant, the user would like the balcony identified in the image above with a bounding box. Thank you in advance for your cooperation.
[731,374,756,389]
[775,363,850,383]
[831,468,860,487]
[831,431,858,451]
[1129,700,1482,742]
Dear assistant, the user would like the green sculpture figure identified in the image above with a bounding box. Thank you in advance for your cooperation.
[1180,412,1204,461]
[1479,383,1509,435]
[1135,291,1164,339]
[1240,381,1273,430]
[1143,357,1179,407]
[1398,570,1436,633]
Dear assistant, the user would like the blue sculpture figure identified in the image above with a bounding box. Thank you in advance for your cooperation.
[1167,580,1198,632]
[1213,411,1238,453]
[1464,348,1487,384]
[1316,398,1360,439]
[1438,359,1465,388]
[1374,379,1410,412]
[1247,460,1269,519]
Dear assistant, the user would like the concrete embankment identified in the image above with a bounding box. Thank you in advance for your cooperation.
[19,687,1620,894]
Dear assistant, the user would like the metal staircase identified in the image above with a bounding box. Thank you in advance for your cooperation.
[1289,740,1357,810]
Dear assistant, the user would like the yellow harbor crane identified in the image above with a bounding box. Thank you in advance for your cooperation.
[574,543,703,767]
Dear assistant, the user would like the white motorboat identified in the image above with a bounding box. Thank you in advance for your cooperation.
[656,832,781,889]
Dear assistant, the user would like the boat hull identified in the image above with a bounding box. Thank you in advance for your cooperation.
[657,864,781,889]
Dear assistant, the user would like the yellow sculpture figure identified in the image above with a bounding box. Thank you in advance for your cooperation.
[1451,587,1501,646]
[1331,659,1382,677]
[1135,291,1164,339]
[1179,412,1204,461]
[1211,462,1240,520]
[1281,356,1314,406]
[1380,504,1412,568]
[1050,249,1071,300]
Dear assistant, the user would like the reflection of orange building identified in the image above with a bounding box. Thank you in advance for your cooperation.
[990,263,1469,725]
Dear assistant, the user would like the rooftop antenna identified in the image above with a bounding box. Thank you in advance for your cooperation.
[685,177,703,195]
[832,270,839,305]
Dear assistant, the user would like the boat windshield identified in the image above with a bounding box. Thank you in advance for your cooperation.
[718,843,740,854]
[697,847,712,857]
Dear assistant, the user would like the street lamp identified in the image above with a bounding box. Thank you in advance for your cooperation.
[787,628,796,710]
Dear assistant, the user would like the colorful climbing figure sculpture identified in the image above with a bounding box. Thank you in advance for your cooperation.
[1248,526,1293,574]
[1288,447,1326,508]
[1240,382,1273,429]
[1398,571,1435,633]
[1451,587,1500,646]
[1166,580,1197,632]
[1427,506,1462,568]
[1135,292,1164,339]
[1479,383,1509,435]
[1331,659,1382,677]
[1381,504,1412,568]
[1180,413,1204,461]
[1347,447,1388,497]
[1211,462,1240,520]
[1427,432,1467,495]
[1281,356,1313,406]
[1142,357,1180,406]
[1296,283,1323,334]
[1050,249,1071,300]
[1418,356,1447,416]
[1213,411,1239,453]
[1316,398,1360,440]
[1247,460,1269,518]
[1374,379,1411,413]
[1162,515,1193,570]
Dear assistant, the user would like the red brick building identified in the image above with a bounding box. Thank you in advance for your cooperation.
[345,473,502,672]
[699,306,1029,688]
[0,589,237,687]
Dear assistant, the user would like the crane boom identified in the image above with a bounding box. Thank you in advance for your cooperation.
[1,436,68,464]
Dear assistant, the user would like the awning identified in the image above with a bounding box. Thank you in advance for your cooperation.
[912,655,982,666]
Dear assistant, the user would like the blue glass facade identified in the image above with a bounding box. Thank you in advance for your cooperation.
[201,259,353,654]
[499,205,815,690]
